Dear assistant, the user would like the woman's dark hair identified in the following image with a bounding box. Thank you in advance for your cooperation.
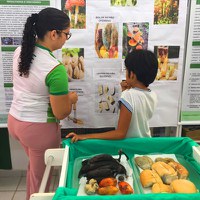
[124,49,158,87]
[19,7,70,77]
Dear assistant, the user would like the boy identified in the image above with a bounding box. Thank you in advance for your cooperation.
[66,49,158,142]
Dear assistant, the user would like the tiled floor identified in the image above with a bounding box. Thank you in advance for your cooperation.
[0,169,59,200]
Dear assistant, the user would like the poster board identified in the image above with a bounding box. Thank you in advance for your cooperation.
[180,0,200,124]
[0,0,188,129]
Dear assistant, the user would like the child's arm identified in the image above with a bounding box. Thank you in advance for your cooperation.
[66,104,132,143]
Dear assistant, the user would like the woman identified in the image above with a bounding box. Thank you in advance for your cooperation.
[7,7,78,200]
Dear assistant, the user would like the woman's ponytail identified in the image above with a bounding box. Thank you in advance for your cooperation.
[18,13,38,77]
[18,8,70,77]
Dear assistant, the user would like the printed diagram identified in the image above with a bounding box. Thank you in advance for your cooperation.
[154,46,180,81]
[96,84,119,114]
[62,48,84,81]
[110,0,137,6]
[62,0,86,29]
[123,22,149,58]
[154,0,179,24]
[95,23,119,59]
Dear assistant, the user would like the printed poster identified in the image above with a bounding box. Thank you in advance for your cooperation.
[0,0,188,129]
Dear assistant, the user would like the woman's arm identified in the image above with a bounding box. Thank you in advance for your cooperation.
[47,64,78,120]
[50,92,78,120]
[66,103,132,142]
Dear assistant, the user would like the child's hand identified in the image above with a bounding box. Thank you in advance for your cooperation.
[65,132,84,143]
[120,80,130,91]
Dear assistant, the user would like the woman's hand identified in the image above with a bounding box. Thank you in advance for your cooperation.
[69,92,78,104]
[65,132,85,143]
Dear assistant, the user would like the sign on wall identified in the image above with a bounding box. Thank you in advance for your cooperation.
[181,0,200,123]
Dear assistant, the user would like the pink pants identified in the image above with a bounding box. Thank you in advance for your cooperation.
[7,114,61,200]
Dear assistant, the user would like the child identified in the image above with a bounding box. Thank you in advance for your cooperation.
[66,49,158,142]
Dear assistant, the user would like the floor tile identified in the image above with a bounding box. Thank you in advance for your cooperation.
[0,191,14,200]
[17,177,26,191]
[0,170,22,177]
[13,191,26,200]
[0,176,20,191]
[21,170,27,177]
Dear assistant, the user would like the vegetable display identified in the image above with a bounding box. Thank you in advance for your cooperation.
[79,150,134,195]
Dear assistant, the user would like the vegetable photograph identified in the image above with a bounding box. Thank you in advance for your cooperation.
[95,23,119,59]
[154,45,180,81]
[62,48,85,81]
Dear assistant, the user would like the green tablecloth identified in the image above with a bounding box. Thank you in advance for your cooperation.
[53,137,200,200]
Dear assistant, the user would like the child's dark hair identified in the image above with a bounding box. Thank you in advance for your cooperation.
[124,49,158,87]
[19,7,70,77]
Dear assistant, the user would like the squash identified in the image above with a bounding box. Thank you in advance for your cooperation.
[99,177,117,187]
[97,186,119,195]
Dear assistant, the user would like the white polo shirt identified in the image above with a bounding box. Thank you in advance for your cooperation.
[9,44,68,123]
[119,87,157,138]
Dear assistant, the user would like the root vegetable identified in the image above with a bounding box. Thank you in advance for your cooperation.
[85,179,99,195]
[118,181,134,194]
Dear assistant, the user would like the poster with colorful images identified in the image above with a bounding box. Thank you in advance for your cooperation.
[59,0,188,128]
[0,0,188,129]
